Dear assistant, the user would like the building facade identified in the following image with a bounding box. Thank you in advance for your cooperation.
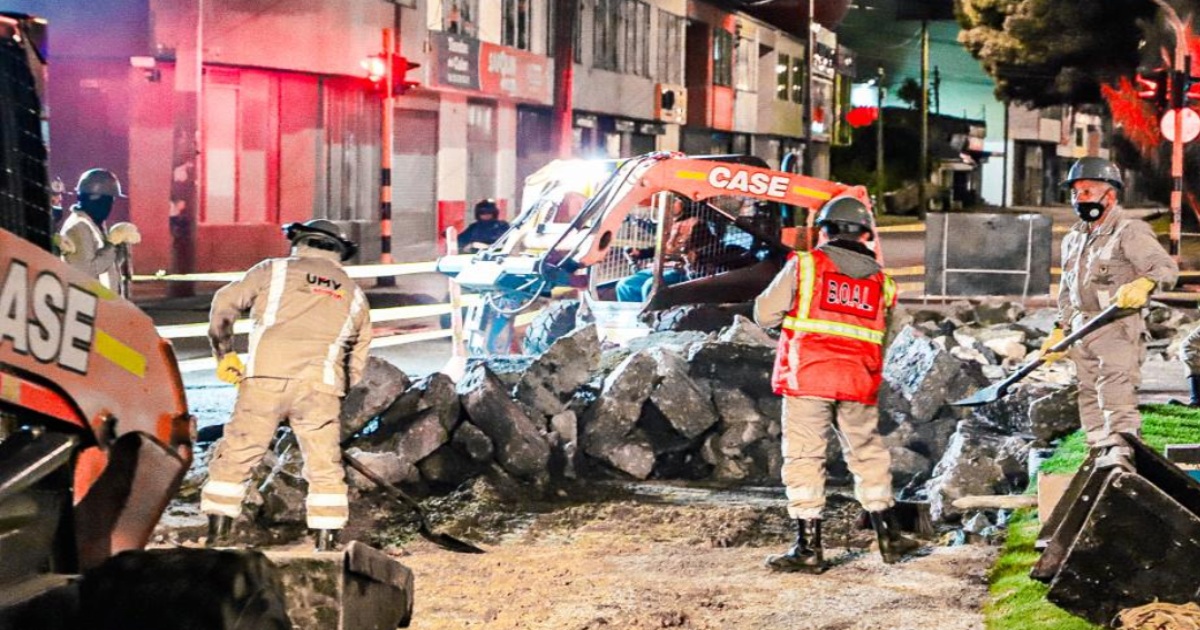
[21,0,854,275]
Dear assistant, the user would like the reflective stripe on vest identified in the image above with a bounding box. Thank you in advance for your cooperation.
[781,252,890,345]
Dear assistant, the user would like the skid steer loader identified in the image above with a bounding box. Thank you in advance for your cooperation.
[438,151,880,355]
[0,13,411,629]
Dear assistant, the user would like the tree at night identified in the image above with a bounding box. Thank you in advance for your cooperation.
[956,0,1164,106]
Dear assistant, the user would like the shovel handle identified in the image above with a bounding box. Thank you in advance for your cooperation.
[1005,305,1128,391]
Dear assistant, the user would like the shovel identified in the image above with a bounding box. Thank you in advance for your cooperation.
[343,451,485,554]
[951,305,1126,407]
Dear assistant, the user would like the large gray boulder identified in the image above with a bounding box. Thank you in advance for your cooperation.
[515,324,601,421]
[580,350,659,479]
[883,326,989,423]
[1028,384,1080,444]
[457,363,550,481]
[648,348,719,440]
[375,373,461,437]
[340,357,411,440]
[925,421,1031,522]
[686,340,776,399]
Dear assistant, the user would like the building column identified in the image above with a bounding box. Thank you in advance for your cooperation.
[437,93,468,242]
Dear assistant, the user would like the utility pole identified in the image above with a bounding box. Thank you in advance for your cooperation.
[875,66,885,208]
[378,27,396,286]
[551,0,577,158]
[918,20,929,219]
[803,0,815,176]
[167,0,203,297]
[932,65,941,113]
[1153,0,1189,263]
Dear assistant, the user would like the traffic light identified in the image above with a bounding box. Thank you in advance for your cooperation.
[1136,67,1169,110]
[392,54,420,96]
[361,53,421,96]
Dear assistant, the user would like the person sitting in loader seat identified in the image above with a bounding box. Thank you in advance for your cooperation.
[616,199,705,302]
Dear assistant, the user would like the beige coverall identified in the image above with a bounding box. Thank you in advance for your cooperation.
[1179,326,1200,375]
[1058,207,1178,447]
[754,246,897,520]
[59,210,119,290]
[200,245,371,529]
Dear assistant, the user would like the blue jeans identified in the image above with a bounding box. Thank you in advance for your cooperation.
[616,268,686,302]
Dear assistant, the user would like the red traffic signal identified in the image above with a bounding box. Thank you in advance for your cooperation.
[361,53,421,96]
[1136,68,1169,110]
[392,54,420,96]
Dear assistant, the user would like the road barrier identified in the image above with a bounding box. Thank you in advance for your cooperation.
[147,249,1200,373]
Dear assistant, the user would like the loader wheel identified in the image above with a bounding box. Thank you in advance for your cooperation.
[76,548,292,630]
[649,303,750,334]
[521,299,581,356]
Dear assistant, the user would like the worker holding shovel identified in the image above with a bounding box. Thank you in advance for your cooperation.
[1041,157,1177,452]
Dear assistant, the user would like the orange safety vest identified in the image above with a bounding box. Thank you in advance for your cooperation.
[770,250,896,403]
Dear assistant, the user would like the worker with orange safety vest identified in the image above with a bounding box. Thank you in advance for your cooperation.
[754,196,919,573]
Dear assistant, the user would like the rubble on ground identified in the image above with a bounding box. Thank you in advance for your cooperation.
[182,299,1195,537]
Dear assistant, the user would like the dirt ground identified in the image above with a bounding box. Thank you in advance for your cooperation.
[349,482,995,630]
[159,477,994,630]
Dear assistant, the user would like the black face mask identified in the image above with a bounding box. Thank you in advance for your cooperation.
[1073,200,1105,222]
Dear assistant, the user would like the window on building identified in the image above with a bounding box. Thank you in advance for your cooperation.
[790,55,804,103]
[734,36,755,91]
[200,71,379,226]
[502,0,531,50]
[657,10,684,84]
[776,53,790,101]
[594,0,618,70]
[622,0,650,77]
[574,0,582,64]
[713,29,734,87]
[443,0,479,37]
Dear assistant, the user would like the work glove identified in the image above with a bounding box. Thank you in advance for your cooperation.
[1039,327,1068,364]
[216,352,245,384]
[1113,277,1156,309]
[54,234,76,256]
[107,222,142,246]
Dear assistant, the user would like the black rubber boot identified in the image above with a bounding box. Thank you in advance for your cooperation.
[314,529,340,552]
[205,514,234,547]
[765,519,824,573]
[1169,375,1200,407]
[869,508,920,564]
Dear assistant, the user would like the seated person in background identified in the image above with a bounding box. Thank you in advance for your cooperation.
[457,199,511,251]
[616,199,702,302]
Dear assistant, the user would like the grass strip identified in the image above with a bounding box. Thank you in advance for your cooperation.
[985,403,1200,629]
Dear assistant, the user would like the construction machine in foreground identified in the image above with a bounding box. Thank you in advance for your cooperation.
[0,13,411,629]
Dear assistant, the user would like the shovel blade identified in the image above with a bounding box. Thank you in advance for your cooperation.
[951,383,1004,407]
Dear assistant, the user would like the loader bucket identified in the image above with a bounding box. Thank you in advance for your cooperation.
[265,541,414,629]
[1030,435,1200,626]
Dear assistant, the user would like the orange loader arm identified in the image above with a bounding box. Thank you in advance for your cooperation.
[0,227,194,569]
[570,156,879,268]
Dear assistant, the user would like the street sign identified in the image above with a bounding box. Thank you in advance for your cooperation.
[1160,107,1200,142]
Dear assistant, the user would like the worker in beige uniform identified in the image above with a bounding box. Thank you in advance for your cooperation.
[58,169,141,291]
[1172,327,1200,407]
[1041,157,1178,451]
[200,220,372,551]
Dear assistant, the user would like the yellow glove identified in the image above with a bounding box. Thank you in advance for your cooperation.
[216,352,245,384]
[1113,277,1156,309]
[107,221,142,246]
[1039,328,1068,364]
[53,234,76,256]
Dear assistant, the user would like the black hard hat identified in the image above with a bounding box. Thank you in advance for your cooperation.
[474,198,499,219]
[283,219,359,261]
[816,196,872,233]
[1060,157,1124,190]
[76,168,126,199]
